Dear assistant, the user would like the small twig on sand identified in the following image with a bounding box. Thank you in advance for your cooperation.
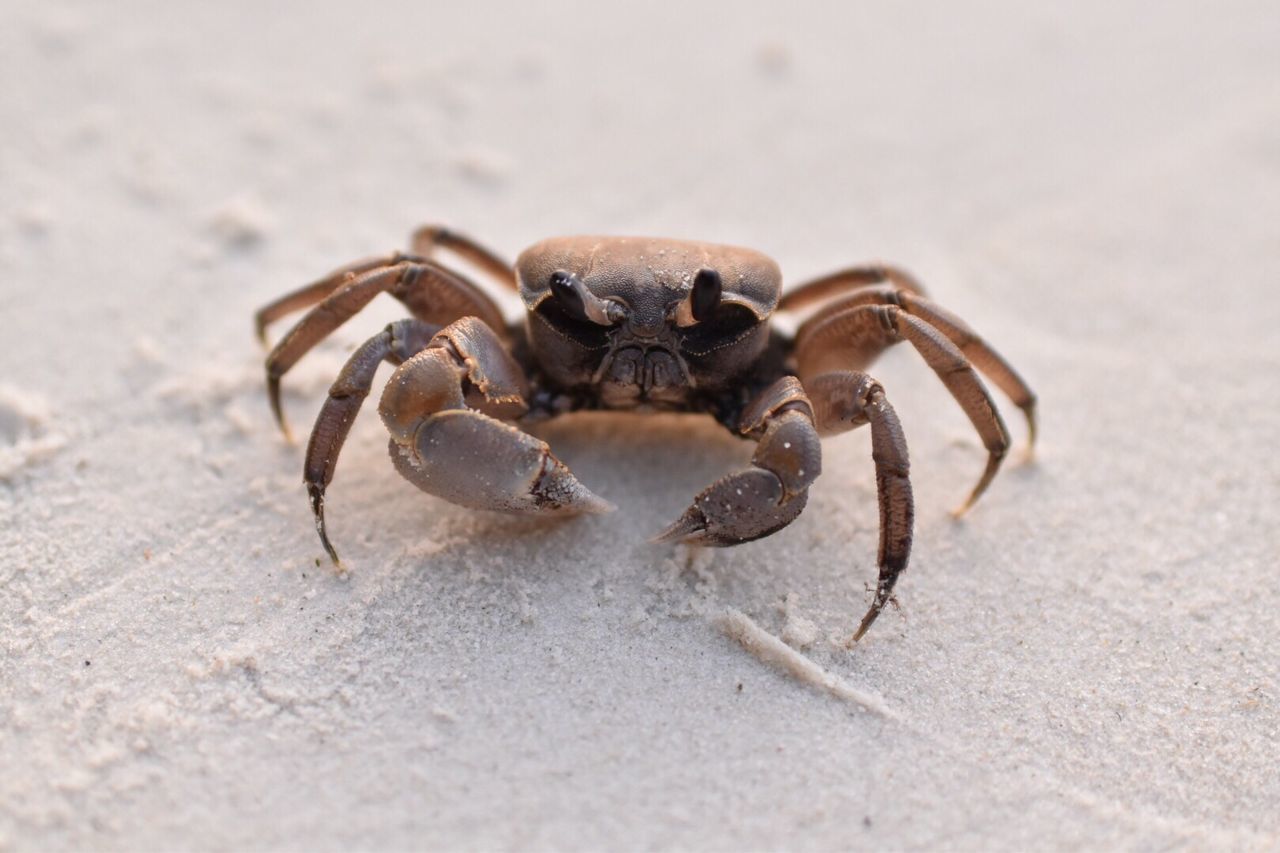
[715,607,897,719]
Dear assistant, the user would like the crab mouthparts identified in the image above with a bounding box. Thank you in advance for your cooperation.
[595,344,691,401]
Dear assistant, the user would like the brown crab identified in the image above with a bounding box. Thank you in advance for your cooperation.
[255,227,1035,641]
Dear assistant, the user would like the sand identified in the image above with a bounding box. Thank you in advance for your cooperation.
[2,1,1278,849]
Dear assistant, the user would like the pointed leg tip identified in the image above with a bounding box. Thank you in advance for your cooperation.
[318,525,342,567]
[850,580,898,645]
[848,613,877,647]
[309,484,340,564]
[953,451,1003,516]
[953,476,992,516]
[320,541,342,568]
[1021,416,1039,462]
[273,412,296,444]
[267,377,295,443]
[951,486,981,517]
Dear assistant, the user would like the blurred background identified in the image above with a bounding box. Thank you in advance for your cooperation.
[2,1,1277,849]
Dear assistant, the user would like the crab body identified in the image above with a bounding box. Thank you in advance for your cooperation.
[516,236,781,413]
[256,227,1036,642]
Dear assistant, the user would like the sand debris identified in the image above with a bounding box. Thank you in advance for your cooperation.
[0,384,67,481]
[714,607,895,718]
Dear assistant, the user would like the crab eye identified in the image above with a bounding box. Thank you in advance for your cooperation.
[678,299,761,356]
[690,268,722,322]
[549,270,623,326]
[675,268,723,327]
[550,271,589,321]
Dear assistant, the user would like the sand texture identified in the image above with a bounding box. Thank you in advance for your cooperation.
[2,1,1278,849]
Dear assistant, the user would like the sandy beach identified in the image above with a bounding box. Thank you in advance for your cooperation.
[2,1,1278,848]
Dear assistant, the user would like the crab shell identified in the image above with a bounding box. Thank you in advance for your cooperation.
[516,236,782,394]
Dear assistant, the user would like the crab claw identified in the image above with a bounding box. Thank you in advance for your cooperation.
[389,410,614,516]
[653,468,807,547]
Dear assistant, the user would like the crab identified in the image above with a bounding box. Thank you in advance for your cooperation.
[255,226,1036,641]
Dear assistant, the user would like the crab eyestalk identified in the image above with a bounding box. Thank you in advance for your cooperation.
[674,268,722,327]
[550,270,625,325]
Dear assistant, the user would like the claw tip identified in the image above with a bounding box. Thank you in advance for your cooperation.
[308,484,341,566]
[849,607,881,646]
[954,450,1003,517]
[652,510,706,545]
[581,493,616,515]
[267,374,295,443]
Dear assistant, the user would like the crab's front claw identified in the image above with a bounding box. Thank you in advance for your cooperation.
[390,409,614,516]
[654,468,808,547]
[657,398,821,548]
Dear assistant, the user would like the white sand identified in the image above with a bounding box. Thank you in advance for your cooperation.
[2,1,1278,849]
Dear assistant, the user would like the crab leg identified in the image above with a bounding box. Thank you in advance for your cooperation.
[411,225,518,291]
[803,370,914,643]
[305,319,441,563]
[255,253,406,344]
[795,302,1011,514]
[655,377,820,546]
[778,264,926,315]
[786,280,1036,450]
[378,316,611,526]
[263,260,507,439]
[256,225,514,343]
[892,291,1037,449]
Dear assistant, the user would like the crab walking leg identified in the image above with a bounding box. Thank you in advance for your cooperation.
[655,377,821,546]
[804,371,913,643]
[263,260,508,438]
[305,319,441,564]
[894,291,1037,450]
[379,317,612,523]
[778,264,926,315]
[411,225,518,291]
[795,303,1011,514]
[786,284,1036,450]
[257,227,512,343]
[255,254,406,344]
